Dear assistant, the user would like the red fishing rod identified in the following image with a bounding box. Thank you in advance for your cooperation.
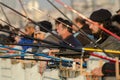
[90,52,120,63]
[55,0,120,41]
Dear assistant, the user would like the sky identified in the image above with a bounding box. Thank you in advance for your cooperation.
[0,0,72,10]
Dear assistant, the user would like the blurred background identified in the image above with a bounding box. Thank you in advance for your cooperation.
[0,0,120,28]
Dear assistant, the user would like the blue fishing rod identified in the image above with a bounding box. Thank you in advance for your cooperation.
[0,44,87,67]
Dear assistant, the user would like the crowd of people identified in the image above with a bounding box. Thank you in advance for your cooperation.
[0,8,120,80]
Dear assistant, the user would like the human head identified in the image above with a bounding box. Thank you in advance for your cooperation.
[55,17,64,30]
[89,9,112,34]
[72,17,86,32]
[25,22,35,36]
[3,25,10,30]
[35,20,52,40]
[55,17,64,25]
[37,20,52,33]
[0,25,10,37]
[57,19,72,39]
[34,25,44,40]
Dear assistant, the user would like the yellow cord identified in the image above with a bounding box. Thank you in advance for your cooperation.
[83,48,120,54]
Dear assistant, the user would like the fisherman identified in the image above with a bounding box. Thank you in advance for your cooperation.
[88,9,120,80]
[17,22,35,52]
[57,19,82,48]
[72,17,93,46]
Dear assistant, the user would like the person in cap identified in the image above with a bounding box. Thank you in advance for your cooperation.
[36,20,53,40]
[50,17,64,36]
[41,20,60,44]
[88,9,120,80]
[33,20,53,76]
[34,20,53,53]
[35,20,61,76]
[57,19,82,48]
[54,17,64,33]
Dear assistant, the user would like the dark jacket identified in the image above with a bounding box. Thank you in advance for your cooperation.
[100,36,120,58]
[60,35,82,49]
[18,37,34,51]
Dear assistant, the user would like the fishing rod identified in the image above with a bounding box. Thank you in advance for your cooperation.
[1,42,120,65]
[0,45,83,66]
[32,7,72,28]
[0,0,29,34]
[90,52,120,63]
[55,48,120,63]
[3,43,64,49]
[55,0,120,41]
[0,57,57,62]
[0,19,26,35]
[0,44,77,63]
[47,0,92,41]
[0,12,72,48]
[0,2,80,49]
[55,50,120,63]
[0,54,32,58]
[83,48,120,54]
[18,0,29,22]
[2,41,120,55]
[3,42,120,54]
[1,45,120,66]
[0,1,119,62]
[0,56,84,67]
[0,19,61,48]
[1,23,120,62]
[1,39,120,64]
[1,43,120,64]
[0,5,11,25]
[19,0,29,18]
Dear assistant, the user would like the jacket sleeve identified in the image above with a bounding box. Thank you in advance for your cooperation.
[102,62,117,76]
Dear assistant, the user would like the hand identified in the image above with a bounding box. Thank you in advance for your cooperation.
[49,49,59,56]
[74,58,81,62]
[91,67,104,77]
